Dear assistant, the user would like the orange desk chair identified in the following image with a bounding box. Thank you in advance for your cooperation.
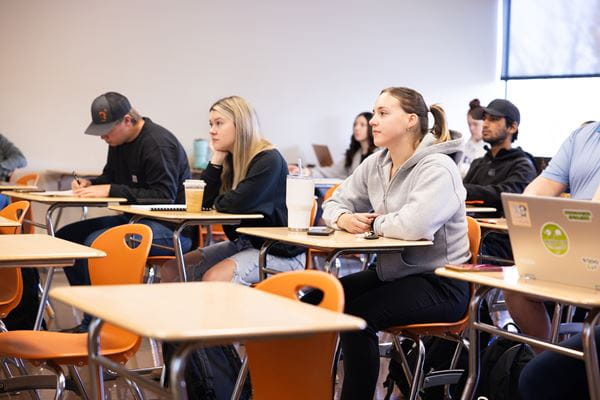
[9,175,39,235]
[245,270,344,400]
[0,224,153,400]
[384,216,481,400]
[0,201,29,329]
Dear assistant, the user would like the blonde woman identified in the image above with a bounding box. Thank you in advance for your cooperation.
[308,87,470,399]
[162,96,305,284]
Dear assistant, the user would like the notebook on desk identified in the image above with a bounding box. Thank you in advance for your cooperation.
[312,144,334,167]
[501,193,600,290]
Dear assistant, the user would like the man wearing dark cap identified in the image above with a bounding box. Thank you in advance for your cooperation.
[56,92,194,332]
[463,99,537,259]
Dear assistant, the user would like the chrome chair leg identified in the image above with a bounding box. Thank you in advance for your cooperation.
[68,365,90,400]
[44,361,66,400]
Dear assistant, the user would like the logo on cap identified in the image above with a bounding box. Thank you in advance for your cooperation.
[98,110,108,123]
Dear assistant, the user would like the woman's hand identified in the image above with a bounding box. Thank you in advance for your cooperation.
[210,151,228,166]
[336,213,379,234]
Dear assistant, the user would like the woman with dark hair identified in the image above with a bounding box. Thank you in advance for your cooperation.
[317,87,470,399]
[459,98,486,177]
[289,112,377,179]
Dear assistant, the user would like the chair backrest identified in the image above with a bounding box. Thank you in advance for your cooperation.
[0,269,22,320]
[15,173,40,186]
[466,216,481,264]
[0,202,28,320]
[0,201,29,235]
[87,224,153,356]
[245,270,344,400]
[323,184,340,201]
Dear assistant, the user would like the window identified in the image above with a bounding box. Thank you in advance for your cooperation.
[502,0,600,80]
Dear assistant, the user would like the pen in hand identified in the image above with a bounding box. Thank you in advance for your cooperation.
[72,171,81,186]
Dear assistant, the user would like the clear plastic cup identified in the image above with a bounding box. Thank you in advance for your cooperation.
[183,179,206,213]
[286,176,314,231]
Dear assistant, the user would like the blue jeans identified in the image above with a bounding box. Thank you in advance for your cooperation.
[519,327,600,400]
[55,215,195,286]
[0,194,9,210]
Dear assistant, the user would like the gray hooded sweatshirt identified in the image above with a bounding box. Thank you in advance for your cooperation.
[323,131,470,281]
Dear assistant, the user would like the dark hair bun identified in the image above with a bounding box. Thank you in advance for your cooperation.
[469,98,480,110]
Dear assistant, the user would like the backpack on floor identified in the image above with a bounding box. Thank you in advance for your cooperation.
[475,336,535,400]
[162,343,252,400]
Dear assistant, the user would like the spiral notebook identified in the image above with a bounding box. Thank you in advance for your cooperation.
[131,204,187,211]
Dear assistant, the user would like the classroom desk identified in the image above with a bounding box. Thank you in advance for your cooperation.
[0,234,105,330]
[475,217,508,232]
[465,206,497,215]
[0,216,21,228]
[2,191,126,235]
[50,281,366,400]
[435,267,600,400]
[236,227,432,279]
[108,205,263,282]
[0,183,39,192]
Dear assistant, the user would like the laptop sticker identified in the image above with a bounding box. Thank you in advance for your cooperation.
[508,201,531,227]
[540,222,569,256]
[563,209,592,222]
[581,257,600,272]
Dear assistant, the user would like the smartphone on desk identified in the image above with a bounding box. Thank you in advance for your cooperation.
[307,226,334,236]
[445,263,505,272]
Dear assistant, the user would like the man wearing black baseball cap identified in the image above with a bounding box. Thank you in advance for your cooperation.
[55,91,195,332]
[463,98,537,259]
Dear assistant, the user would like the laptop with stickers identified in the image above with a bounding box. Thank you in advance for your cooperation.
[501,193,600,290]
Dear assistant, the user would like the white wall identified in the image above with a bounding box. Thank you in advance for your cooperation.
[0,0,502,172]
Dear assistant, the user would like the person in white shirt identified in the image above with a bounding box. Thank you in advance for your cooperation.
[458,98,486,177]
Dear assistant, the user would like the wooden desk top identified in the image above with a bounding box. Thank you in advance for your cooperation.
[0,234,105,267]
[50,282,366,341]
[0,183,38,191]
[436,267,600,308]
[0,216,21,228]
[109,205,263,223]
[3,191,126,204]
[236,227,432,250]
[466,206,497,214]
[476,218,508,231]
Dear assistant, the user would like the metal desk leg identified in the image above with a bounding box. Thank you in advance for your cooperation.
[460,285,489,400]
[323,250,345,277]
[170,343,198,400]
[87,317,105,400]
[32,204,62,330]
[173,222,193,282]
[258,240,277,282]
[582,309,600,400]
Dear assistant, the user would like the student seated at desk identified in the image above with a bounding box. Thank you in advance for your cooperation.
[519,327,600,400]
[505,120,600,347]
[317,87,471,400]
[463,99,536,261]
[56,92,194,333]
[288,111,377,179]
[161,96,305,285]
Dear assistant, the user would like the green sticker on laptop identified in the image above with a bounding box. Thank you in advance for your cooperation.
[541,222,569,256]
[563,209,592,222]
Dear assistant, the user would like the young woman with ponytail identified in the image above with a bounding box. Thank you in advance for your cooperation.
[316,87,471,399]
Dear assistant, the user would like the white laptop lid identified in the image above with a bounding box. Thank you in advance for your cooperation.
[501,193,600,291]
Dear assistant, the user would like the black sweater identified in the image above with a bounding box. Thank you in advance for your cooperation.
[91,118,190,204]
[201,149,303,258]
[463,147,537,216]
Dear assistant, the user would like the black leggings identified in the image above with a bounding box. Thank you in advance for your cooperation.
[334,269,469,400]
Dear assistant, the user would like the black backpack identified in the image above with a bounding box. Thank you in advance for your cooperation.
[162,343,252,400]
[476,336,535,400]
